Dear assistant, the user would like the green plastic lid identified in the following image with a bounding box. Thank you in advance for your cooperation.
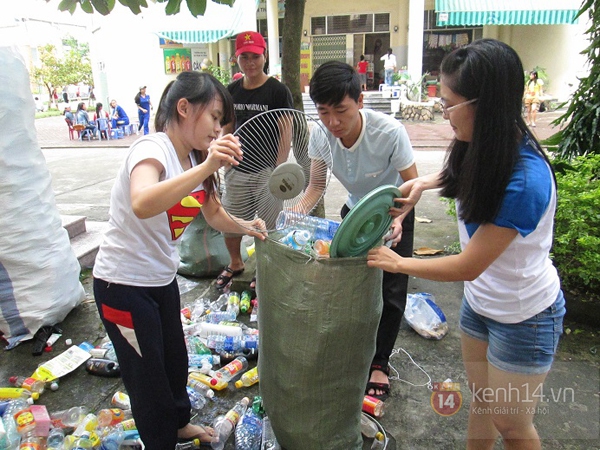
[330,185,401,258]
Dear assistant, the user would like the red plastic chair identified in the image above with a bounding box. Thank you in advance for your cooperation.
[65,118,76,140]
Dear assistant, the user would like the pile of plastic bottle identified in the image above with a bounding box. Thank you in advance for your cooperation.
[275,211,340,258]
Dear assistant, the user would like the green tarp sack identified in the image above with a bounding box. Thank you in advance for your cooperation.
[177,213,248,278]
[256,237,383,450]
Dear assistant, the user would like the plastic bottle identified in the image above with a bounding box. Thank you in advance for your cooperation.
[18,431,40,449]
[240,291,252,314]
[360,412,380,438]
[49,406,88,428]
[206,294,230,314]
[199,311,237,324]
[186,335,212,355]
[235,367,259,389]
[188,353,220,368]
[210,356,248,386]
[189,372,228,391]
[276,211,340,241]
[97,408,130,428]
[72,413,98,437]
[71,431,93,449]
[260,415,280,450]
[205,335,258,353]
[8,377,45,395]
[46,426,65,449]
[249,299,258,323]
[234,396,264,450]
[187,378,215,399]
[10,399,36,435]
[1,413,20,450]
[363,395,385,418]
[99,429,124,450]
[226,292,240,316]
[370,432,385,450]
[85,359,121,377]
[312,239,331,257]
[279,229,311,251]
[175,438,201,450]
[194,322,243,339]
[111,391,131,410]
[186,387,207,411]
[0,389,38,403]
[190,297,208,322]
[211,397,249,450]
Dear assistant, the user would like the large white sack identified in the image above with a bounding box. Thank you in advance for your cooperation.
[0,46,85,349]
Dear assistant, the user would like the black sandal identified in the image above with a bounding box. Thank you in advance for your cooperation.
[366,363,391,401]
[215,266,244,289]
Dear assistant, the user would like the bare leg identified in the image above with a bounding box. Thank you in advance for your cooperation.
[224,236,244,272]
[462,333,499,450]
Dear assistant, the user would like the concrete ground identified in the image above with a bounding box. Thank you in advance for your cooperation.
[1,108,598,449]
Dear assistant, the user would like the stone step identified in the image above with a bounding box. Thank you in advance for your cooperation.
[61,215,87,239]
[67,220,108,269]
[302,93,393,116]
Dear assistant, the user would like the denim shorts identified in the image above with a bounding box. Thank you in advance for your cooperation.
[459,291,565,374]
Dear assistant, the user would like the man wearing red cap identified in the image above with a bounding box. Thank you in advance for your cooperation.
[216,31,293,290]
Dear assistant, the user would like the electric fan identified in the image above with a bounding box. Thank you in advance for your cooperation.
[218,108,333,232]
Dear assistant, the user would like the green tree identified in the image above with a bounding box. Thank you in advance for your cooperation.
[31,40,92,108]
[551,0,600,159]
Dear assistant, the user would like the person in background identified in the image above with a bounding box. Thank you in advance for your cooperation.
[93,71,267,450]
[356,55,369,91]
[302,61,418,401]
[524,70,544,127]
[52,87,59,109]
[93,102,109,121]
[367,39,564,448]
[216,30,294,290]
[75,102,97,136]
[63,105,75,124]
[110,99,130,129]
[135,85,153,135]
[62,86,69,104]
[380,48,397,86]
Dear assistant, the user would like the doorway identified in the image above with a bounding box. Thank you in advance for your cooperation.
[364,33,389,89]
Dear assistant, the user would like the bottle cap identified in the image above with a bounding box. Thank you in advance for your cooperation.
[234,380,243,388]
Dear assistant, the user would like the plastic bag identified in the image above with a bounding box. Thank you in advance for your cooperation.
[404,293,448,340]
[0,46,85,349]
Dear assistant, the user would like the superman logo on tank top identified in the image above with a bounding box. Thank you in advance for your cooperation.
[167,190,206,240]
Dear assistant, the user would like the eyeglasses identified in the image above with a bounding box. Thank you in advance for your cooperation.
[440,98,478,115]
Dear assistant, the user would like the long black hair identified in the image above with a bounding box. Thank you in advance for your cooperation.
[439,38,552,224]
[154,71,235,201]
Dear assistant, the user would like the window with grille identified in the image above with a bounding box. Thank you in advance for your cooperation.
[311,13,388,35]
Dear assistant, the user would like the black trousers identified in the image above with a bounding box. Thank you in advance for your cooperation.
[340,204,414,369]
[93,278,191,450]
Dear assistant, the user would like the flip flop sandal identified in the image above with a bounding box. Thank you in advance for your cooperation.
[215,266,244,289]
[366,363,391,401]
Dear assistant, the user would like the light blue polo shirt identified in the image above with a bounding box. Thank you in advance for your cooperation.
[309,109,414,208]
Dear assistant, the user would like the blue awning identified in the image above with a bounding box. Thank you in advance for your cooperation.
[156,29,235,45]
[435,0,582,26]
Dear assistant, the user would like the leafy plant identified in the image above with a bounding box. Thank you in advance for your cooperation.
[551,154,600,294]
[54,0,234,16]
[551,0,600,159]
[203,64,231,86]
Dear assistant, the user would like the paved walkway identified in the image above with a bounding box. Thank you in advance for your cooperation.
[35,106,564,150]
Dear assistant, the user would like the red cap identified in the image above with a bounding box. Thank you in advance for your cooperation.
[232,72,244,81]
[235,31,266,57]
[209,378,218,386]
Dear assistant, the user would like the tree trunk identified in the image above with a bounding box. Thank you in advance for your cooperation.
[281,0,306,112]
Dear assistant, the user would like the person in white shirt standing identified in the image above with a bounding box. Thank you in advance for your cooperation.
[380,48,397,86]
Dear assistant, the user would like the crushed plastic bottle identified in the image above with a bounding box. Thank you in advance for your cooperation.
[17,430,40,449]
[9,399,36,435]
[8,376,45,395]
[189,372,228,391]
[50,406,88,428]
[199,311,237,324]
[234,396,264,450]
[206,294,230,314]
[175,438,202,449]
[279,229,312,251]
[71,431,93,449]
[187,378,215,399]
[226,292,240,316]
[211,397,249,450]
[98,429,124,450]
[360,412,382,439]
[260,415,280,450]
[97,408,130,428]
[186,387,207,411]
[1,412,20,450]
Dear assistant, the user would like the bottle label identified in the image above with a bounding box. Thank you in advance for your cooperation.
[120,418,137,431]
[224,410,240,425]
[14,409,36,433]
